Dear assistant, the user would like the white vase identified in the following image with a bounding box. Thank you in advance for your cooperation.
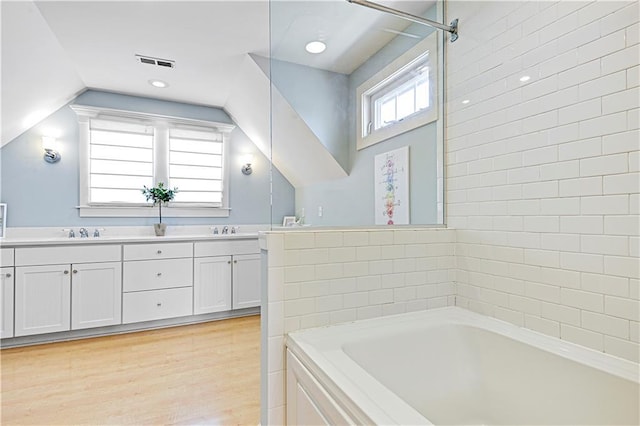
[154,223,167,236]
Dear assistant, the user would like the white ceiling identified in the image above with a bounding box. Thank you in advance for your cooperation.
[1,0,434,146]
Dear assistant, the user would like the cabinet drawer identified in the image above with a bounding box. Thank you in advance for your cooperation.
[0,248,14,267]
[123,242,193,260]
[122,287,192,324]
[15,245,121,266]
[194,239,259,257]
[123,258,193,292]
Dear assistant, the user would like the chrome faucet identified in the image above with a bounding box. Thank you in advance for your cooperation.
[79,228,89,238]
[93,228,103,238]
[231,226,237,234]
[65,229,75,238]
[212,227,219,235]
[222,226,229,234]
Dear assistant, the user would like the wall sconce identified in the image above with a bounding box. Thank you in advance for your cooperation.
[42,136,61,164]
[241,154,254,175]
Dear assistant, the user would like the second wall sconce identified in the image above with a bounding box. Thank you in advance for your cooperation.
[241,154,254,175]
[42,136,61,164]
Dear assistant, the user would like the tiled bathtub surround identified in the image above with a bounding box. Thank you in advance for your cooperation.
[261,227,456,424]
[262,1,639,424]
[447,0,639,362]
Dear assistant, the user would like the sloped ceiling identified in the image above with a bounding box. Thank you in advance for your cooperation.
[226,54,348,188]
[1,1,85,145]
[1,0,435,182]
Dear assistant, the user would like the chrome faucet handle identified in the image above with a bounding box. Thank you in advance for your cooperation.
[79,228,89,238]
[93,228,104,238]
[212,227,219,234]
[231,226,237,234]
[63,228,75,238]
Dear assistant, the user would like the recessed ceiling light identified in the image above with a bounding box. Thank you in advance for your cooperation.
[519,75,531,82]
[462,99,470,104]
[149,79,168,88]
[305,41,326,54]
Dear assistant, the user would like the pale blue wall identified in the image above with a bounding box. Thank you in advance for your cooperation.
[269,59,350,170]
[270,10,439,226]
[0,90,294,227]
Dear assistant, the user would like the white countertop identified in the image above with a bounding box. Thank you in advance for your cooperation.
[0,225,265,247]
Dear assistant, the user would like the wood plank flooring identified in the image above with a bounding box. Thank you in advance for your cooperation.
[1,315,260,425]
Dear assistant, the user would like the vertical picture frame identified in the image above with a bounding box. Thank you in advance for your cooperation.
[374,146,410,225]
[0,204,6,238]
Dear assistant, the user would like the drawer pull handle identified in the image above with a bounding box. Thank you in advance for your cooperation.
[227,261,231,264]
[157,250,162,254]
[157,272,162,277]
[5,273,11,278]
[73,270,78,274]
[234,260,237,264]
[157,302,162,307]
[64,270,69,275]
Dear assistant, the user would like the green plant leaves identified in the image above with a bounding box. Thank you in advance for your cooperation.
[141,182,178,205]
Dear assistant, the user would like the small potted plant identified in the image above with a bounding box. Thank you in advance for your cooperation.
[142,182,178,236]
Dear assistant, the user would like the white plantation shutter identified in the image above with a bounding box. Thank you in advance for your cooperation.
[89,119,154,204]
[169,127,224,205]
[72,104,233,217]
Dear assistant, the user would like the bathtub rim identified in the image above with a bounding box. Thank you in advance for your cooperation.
[286,306,639,425]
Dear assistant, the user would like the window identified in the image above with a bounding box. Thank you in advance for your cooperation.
[357,32,438,150]
[168,127,224,204]
[89,119,154,204]
[71,105,235,217]
[372,62,430,131]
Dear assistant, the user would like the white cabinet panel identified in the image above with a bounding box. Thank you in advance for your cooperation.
[194,256,232,314]
[123,242,192,261]
[295,383,331,426]
[1,267,14,338]
[1,248,14,267]
[123,287,192,324]
[71,262,122,330]
[15,245,121,266]
[194,239,259,257]
[287,349,354,426]
[15,265,71,336]
[232,254,261,309]
[123,258,193,292]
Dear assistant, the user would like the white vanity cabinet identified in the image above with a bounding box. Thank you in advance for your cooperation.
[1,234,260,344]
[122,242,193,324]
[71,262,122,330]
[14,245,122,337]
[232,253,261,309]
[193,239,260,314]
[1,248,15,338]
[194,255,232,314]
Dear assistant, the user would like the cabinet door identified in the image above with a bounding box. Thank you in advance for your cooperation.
[15,265,71,337]
[194,256,231,314]
[232,254,261,309]
[71,262,122,330]
[1,267,14,338]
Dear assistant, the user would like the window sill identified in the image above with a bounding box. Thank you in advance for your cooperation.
[78,205,231,218]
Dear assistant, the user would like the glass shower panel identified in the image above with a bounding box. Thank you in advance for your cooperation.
[269,0,445,227]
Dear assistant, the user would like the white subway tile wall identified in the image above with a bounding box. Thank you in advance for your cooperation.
[262,2,639,424]
[448,0,639,361]
[262,228,456,423]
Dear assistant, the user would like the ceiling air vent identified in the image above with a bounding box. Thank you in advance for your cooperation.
[135,54,175,68]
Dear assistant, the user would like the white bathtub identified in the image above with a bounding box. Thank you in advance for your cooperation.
[286,307,639,425]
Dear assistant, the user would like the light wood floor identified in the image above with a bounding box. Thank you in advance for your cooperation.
[0,315,261,425]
